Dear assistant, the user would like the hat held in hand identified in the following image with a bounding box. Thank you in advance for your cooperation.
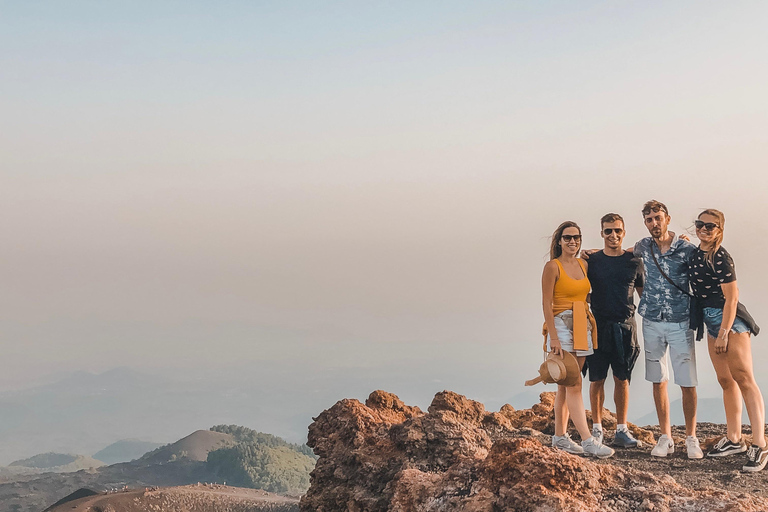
[525,350,580,387]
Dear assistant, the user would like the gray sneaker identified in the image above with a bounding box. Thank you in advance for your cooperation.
[592,425,604,445]
[582,436,615,459]
[552,433,584,454]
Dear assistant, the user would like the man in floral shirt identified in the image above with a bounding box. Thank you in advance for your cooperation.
[633,200,700,459]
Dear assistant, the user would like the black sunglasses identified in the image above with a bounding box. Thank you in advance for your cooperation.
[603,228,624,235]
[694,220,719,231]
[561,234,582,242]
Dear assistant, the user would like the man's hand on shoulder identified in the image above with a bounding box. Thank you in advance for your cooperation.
[580,249,599,260]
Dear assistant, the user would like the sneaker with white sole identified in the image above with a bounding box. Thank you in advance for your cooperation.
[552,433,584,455]
[651,434,674,457]
[743,445,768,472]
[707,436,747,458]
[592,425,604,445]
[686,436,704,459]
[613,429,641,448]
[582,436,615,459]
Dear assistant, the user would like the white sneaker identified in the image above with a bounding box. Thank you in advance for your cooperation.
[582,436,615,459]
[552,433,584,454]
[651,434,674,457]
[686,436,704,459]
[592,425,604,445]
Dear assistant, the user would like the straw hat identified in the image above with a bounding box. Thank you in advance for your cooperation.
[525,351,580,387]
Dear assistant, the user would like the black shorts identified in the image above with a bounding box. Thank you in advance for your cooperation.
[585,318,640,382]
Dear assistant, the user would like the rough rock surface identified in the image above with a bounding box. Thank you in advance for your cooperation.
[301,390,768,512]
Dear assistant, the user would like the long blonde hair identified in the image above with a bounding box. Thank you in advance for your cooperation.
[549,221,581,260]
[699,209,725,267]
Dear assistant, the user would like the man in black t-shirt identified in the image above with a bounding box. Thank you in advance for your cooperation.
[586,213,645,448]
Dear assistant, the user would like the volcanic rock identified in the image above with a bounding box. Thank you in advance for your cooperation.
[301,390,768,512]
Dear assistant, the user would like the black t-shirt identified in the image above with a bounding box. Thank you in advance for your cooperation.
[689,246,737,308]
[587,250,645,322]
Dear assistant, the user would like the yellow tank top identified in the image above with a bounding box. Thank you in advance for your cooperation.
[553,259,590,305]
[541,258,597,351]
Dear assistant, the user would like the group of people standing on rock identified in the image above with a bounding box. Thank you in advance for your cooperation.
[539,200,766,472]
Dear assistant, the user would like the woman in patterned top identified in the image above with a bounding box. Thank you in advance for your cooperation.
[690,209,767,471]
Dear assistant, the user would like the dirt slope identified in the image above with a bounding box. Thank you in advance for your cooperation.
[46,484,299,512]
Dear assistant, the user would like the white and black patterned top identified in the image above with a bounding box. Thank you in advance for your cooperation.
[689,246,737,309]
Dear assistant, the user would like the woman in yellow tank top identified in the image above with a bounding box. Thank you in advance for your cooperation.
[541,221,613,458]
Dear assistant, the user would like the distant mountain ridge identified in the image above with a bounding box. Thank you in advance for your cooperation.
[8,452,103,471]
[93,439,165,465]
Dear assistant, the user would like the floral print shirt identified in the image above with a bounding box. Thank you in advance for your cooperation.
[634,234,696,323]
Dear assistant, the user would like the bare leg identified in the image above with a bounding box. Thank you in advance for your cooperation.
[590,380,606,426]
[727,332,766,448]
[653,381,671,437]
[707,335,743,442]
[564,355,592,440]
[613,377,630,425]
[566,387,591,440]
[554,384,568,436]
[681,386,697,437]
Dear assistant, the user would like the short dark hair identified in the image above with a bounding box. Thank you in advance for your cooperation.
[600,213,624,228]
[641,200,668,217]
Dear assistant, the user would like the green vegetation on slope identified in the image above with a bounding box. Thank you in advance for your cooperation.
[206,425,316,495]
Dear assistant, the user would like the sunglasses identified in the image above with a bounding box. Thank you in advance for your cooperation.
[642,205,669,216]
[603,228,624,235]
[561,234,582,243]
[694,220,719,231]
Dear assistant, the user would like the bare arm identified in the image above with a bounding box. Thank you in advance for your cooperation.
[635,286,643,299]
[542,261,561,355]
[715,281,739,354]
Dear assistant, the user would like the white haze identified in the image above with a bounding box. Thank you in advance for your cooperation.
[1,2,767,456]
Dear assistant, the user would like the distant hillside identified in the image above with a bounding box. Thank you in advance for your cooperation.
[140,430,237,463]
[7,452,103,473]
[206,425,316,495]
[93,439,164,464]
[11,453,78,468]
[2,427,313,511]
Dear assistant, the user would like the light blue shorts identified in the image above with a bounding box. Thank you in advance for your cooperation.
[702,307,751,339]
[547,310,594,357]
[641,318,697,387]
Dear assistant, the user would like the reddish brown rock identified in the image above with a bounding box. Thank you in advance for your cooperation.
[301,390,768,512]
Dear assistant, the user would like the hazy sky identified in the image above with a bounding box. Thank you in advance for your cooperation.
[2,2,768,426]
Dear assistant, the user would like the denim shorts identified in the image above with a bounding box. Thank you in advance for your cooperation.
[546,310,594,357]
[702,307,751,339]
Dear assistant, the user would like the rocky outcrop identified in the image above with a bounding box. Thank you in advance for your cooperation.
[301,390,768,512]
